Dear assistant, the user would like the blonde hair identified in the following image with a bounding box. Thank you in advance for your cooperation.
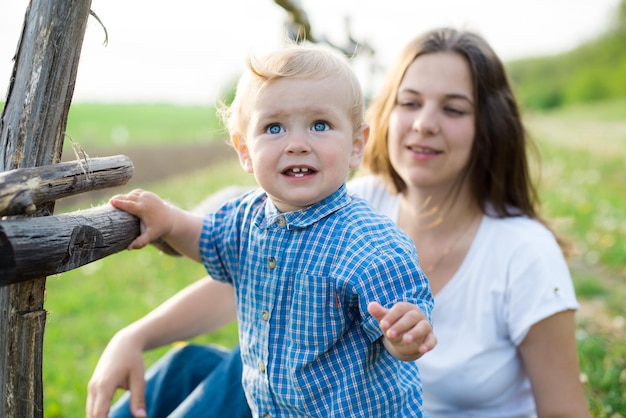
[219,43,365,140]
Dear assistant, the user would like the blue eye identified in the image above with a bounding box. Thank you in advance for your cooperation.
[312,121,329,132]
[266,124,284,134]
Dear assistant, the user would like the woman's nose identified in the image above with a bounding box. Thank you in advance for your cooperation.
[411,107,440,135]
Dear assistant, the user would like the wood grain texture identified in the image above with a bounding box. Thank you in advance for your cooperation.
[0,155,134,217]
[0,205,139,286]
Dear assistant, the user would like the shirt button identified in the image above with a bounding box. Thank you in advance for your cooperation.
[259,361,266,374]
[262,414,271,418]
[261,310,270,321]
[267,257,277,269]
[276,216,286,227]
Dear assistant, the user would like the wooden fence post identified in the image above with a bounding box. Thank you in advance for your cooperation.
[0,0,93,415]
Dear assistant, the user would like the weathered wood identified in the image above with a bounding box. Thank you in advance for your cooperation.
[0,0,93,415]
[0,155,134,217]
[0,205,139,286]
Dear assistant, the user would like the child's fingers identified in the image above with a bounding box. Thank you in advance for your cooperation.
[110,198,137,213]
[375,302,422,334]
[399,317,434,342]
[128,235,150,250]
[367,302,389,328]
[417,329,437,354]
[382,308,422,339]
[109,192,146,215]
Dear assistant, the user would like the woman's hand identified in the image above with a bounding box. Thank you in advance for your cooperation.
[86,329,148,418]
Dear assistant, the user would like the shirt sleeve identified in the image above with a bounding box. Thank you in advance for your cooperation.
[505,224,579,345]
[198,195,252,285]
[358,243,435,344]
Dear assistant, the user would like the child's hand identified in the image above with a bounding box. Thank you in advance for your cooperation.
[109,189,174,250]
[368,301,437,361]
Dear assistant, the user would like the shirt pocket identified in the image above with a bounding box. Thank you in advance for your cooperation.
[287,273,346,350]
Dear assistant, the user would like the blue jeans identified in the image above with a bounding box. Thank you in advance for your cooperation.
[109,344,251,418]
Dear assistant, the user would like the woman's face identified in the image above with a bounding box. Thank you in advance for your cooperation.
[387,52,475,194]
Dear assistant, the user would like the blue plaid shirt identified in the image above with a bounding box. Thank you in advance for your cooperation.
[200,185,433,417]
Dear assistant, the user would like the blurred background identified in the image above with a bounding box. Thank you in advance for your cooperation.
[1,1,625,416]
[0,0,621,104]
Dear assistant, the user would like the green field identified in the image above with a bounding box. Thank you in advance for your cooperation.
[63,102,227,148]
[14,100,626,416]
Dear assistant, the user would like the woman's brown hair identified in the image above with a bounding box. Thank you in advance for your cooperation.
[363,27,573,256]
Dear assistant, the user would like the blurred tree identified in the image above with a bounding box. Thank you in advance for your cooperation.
[272,0,375,58]
[274,0,315,43]
[508,0,626,109]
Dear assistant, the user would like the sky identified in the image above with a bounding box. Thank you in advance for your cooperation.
[0,0,620,105]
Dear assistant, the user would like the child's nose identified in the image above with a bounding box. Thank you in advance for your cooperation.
[285,132,312,154]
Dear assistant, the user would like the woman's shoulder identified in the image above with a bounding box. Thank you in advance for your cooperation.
[479,215,564,262]
[347,175,400,219]
[483,214,555,241]
[347,174,387,195]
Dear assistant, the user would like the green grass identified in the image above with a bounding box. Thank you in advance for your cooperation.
[1,101,227,149]
[64,103,227,148]
[28,100,626,416]
[527,100,626,290]
[577,331,626,417]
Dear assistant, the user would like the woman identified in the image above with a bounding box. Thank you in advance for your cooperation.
[350,27,589,417]
[87,28,590,417]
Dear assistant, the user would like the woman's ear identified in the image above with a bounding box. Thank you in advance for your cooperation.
[349,124,369,169]
[232,133,254,173]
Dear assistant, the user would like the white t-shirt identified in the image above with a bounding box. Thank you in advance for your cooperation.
[348,175,579,418]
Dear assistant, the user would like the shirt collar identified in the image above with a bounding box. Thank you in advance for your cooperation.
[258,184,351,230]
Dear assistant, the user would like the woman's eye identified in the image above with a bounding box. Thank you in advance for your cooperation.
[312,121,330,132]
[266,124,284,134]
[398,100,419,108]
[444,107,465,116]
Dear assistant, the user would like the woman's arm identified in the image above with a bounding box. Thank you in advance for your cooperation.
[87,276,237,418]
[518,309,591,418]
[124,276,237,349]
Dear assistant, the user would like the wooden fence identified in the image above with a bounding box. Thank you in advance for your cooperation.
[0,1,138,415]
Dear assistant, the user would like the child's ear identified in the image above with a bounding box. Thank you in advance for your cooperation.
[232,133,254,173]
[349,124,369,169]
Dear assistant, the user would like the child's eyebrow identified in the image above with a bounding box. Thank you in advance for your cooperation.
[257,104,341,119]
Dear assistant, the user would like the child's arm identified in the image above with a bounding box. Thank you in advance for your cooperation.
[368,301,437,361]
[109,189,203,262]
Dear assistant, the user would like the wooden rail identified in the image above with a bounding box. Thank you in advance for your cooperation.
[0,155,134,217]
[0,155,138,286]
